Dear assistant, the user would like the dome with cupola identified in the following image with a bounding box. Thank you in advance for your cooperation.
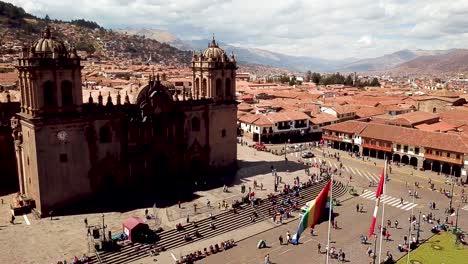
[202,38,226,60]
[31,26,68,57]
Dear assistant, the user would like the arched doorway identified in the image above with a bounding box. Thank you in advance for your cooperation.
[401,155,409,165]
[452,165,461,177]
[377,150,384,159]
[393,154,401,163]
[363,148,369,156]
[432,160,441,173]
[353,145,359,153]
[410,157,418,167]
[333,141,339,149]
[346,143,352,152]
[442,163,451,175]
[370,149,377,158]
[385,152,392,161]
[339,142,345,150]
[423,160,432,171]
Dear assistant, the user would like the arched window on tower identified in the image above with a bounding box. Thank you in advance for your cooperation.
[202,79,207,97]
[43,81,56,107]
[61,80,73,106]
[225,78,231,97]
[99,126,112,143]
[192,117,200,132]
[195,77,200,98]
[216,78,223,98]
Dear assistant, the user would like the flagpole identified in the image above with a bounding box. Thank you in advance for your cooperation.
[378,159,387,264]
[326,175,333,264]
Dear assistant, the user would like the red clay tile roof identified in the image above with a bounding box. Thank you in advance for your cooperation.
[360,123,468,154]
[415,122,458,132]
[310,113,339,125]
[355,107,386,118]
[322,120,368,134]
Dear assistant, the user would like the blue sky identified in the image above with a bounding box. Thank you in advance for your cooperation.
[6,0,468,59]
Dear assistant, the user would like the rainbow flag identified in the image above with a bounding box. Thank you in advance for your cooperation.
[292,180,331,243]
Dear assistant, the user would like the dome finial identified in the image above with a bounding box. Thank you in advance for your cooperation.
[210,34,217,47]
[43,26,51,39]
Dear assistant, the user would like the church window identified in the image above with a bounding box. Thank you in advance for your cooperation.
[43,81,56,107]
[192,117,200,131]
[216,78,223,98]
[61,80,73,106]
[99,126,112,143]
[225,78,231,97]
[222,129,226,137]
[202,79,207,97]
[60,153,68,163]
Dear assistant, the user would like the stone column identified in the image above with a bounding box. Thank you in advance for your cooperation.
[15,144,25,194]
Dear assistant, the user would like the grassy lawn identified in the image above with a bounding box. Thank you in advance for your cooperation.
[396,231,468,264]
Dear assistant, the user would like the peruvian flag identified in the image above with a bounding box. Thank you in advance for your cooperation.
[368,168,385,237]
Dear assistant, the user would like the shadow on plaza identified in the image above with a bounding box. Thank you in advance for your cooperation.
[2,159,309,218]
[231,159,309,185]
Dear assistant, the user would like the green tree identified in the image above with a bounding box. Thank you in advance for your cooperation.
[304,70,312,82]
[311,72,321,84]
[370,78,380,87]
[344,74,354,86]
[45,14,50,22]
[75,41,96,53]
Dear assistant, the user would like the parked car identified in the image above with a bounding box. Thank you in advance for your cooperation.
[301,151,315,158]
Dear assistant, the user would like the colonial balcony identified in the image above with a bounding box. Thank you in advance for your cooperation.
[322,134,343,142]
[424,153,463,165]
[362,143,392,152]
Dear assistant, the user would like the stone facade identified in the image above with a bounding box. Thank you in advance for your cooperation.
[11,28,238,216]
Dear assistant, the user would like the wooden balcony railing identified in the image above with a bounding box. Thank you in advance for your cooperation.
[424,153,463,165]
[362,143,392,152]
[322,134,343,142]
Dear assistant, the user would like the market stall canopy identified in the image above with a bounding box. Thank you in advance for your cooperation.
[122,217,149,242]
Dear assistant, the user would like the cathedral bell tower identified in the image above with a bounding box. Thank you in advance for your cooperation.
[12,27,88,216]
[17,26,83,117]
[191,37,237,101]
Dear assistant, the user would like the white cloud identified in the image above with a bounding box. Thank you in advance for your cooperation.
[357,35,375,48]
[5,0,468,59]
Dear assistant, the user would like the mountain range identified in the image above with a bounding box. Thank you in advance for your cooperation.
[118,28,468,74]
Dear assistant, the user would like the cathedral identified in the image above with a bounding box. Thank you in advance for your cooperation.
[11,28,238,217]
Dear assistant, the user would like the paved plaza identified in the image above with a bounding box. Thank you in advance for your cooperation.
[0,142,467,264]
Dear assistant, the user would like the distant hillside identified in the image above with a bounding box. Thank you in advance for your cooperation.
[388,49,468,74]
[0,1,191,65]
[337,49,452,72]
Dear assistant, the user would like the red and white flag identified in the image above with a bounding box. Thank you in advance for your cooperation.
[368,168,385,237]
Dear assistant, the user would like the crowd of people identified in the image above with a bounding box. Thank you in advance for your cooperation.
[177,239,235,264]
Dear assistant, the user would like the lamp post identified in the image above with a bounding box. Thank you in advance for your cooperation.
[449,176,455,214]
[373,234,378,264]
[416,211,421,243]
[284,139,290,160]
[102,213,107,241]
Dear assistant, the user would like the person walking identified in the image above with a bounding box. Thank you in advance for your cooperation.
[317,243,322,254]
[278,235,284,245]
[356,203,360,213]
[84,218,88,227]
[286,231,291,245]
[395,220,399,229]
[265,253,271,264]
